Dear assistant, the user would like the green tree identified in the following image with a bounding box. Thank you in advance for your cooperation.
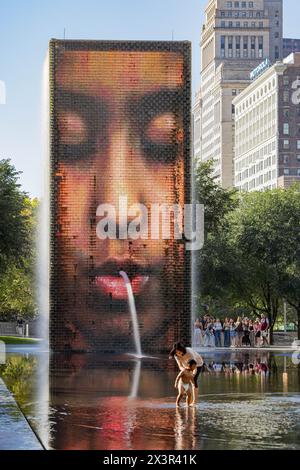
[0,159,31,275]
[0,160,39,321]
[194,161,239,316]
[196,166,300,344]
[233,188,300,342]
[194,160,238,235]
[202,187,300,343]
[281,277,300,340]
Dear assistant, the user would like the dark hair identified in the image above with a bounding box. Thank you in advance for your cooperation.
[188,359,197,367]
[169,342,187,357]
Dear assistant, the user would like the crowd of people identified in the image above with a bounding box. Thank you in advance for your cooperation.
[204,358,269,376]
[193,315,270,349]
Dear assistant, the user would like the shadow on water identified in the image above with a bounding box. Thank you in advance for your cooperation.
[1,350,300,450]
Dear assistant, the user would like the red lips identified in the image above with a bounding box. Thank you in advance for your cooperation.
[95,275,149,300]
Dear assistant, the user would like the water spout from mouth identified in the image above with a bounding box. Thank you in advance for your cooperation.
[119,271,142,358]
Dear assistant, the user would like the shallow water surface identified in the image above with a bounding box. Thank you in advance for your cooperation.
[1,350,300,450]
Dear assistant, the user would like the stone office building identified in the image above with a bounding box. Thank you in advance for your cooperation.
[196,0,283,188]
[233,52,300,191]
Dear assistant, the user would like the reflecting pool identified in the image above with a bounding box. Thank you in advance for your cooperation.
[1,350,300,450]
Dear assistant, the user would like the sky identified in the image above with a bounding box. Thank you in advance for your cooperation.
[0,0,299,197]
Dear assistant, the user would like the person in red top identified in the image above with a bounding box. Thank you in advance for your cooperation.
[260,315,270,347]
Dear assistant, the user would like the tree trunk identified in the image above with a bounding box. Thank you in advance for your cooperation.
[269,326,274,346]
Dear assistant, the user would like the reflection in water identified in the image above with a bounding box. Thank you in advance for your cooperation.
[0,356,38,407]
[174,406,199,451]
[1,351,300,450]
[130,361,141,399]
[283,356,289,394]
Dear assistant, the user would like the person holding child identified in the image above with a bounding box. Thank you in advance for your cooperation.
[169,342,204,404]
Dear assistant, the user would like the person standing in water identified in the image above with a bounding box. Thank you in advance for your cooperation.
[174,359,197,407]
[169,342,204,401]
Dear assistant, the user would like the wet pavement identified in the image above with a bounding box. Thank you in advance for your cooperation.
[1,350,300,450]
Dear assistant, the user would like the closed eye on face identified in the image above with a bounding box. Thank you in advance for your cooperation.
[133,88,184,164]
[56,88,184,164]
[56,89,108,161]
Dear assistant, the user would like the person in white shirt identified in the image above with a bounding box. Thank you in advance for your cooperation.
[169,342,204,402]
[214,319,223,347]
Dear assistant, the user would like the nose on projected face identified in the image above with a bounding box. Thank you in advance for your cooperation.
[0,80,6,105]
[0,340,6,365]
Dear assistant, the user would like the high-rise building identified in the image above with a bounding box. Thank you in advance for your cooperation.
[193,90,202,163]
[196,0,283,188]
[233,53,300,192]
[283,38,300,58]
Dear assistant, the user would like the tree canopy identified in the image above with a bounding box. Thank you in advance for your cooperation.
[0,159,38,320]
[196,161,300,340]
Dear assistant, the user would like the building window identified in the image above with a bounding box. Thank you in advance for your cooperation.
[283,123,289,135]
[249,1,253,7]
[241,1,246,7]
[251,36,256,58]
[283,140,289,149]
[227,1,233,7]
[297,140,300,150]
[283,109,289,119]
[258,36,263,58]
[221,36,226,57]
[275,46,279,59]
[236,21,240,28]
[228,36,233,57]
[221,21,226,27]
[283,91,289,103]
[259,22,263,28]
[284,169,290,176]
[283,155,289,164]
[244,22,248,28]
[297,169,300,176]
[297,155,300,162]
[275,32,279,39]
[236,36,241,57]
[234,1,239,7]
[221,11,226,17]
[243,36,248,57]
[229,21,233,28]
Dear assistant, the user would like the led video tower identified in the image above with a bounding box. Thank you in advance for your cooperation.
[49,40,191,353]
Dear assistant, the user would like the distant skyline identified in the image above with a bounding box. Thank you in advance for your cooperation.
[0,0,299,197]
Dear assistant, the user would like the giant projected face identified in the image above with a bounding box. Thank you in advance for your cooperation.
[50,41,191,353]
